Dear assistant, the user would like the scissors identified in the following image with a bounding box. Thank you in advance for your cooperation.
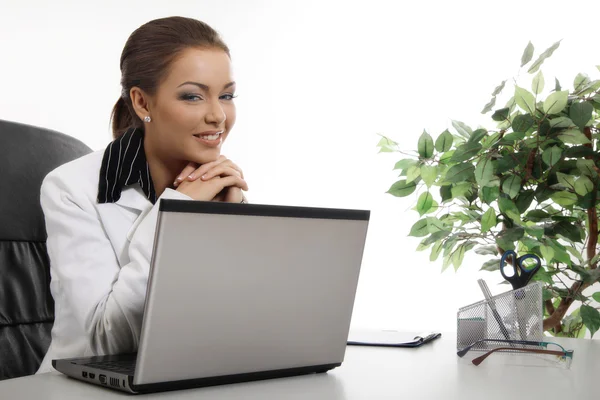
[499,250,541,290]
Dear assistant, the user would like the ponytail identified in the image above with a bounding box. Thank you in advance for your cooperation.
[110,97,138,139]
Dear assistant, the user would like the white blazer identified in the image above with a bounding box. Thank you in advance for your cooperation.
[37,151,192,373]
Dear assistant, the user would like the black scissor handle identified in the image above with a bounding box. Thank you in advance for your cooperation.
[500,250,541,290]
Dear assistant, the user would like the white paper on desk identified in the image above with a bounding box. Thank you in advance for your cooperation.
[347,329,428,345]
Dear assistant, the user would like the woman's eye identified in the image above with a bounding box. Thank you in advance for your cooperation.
[220,93,237,101]
[181,94,202,101]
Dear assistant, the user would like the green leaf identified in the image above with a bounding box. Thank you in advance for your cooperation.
[525,224,544,239]
[556,172,575,189]
[445,163,476,183]
[418,130,434,159]
[558,128,591,145]
[515,190,535,213]
[575,176,594,196]
[543,90,569,114]
[451,182,474,198]
[564,145,597,158]
[540,245,555,262]
[416,239,432,251]
[452,120,472,139]
[435,130,453,152]
[565,246,584,264]
[543,288,554,301]
[521,41,534,67]
[530,268,554,284]
[581,305,600,338]
[406,165,421,183]
[576,159,596,177]
[542,146,562,167]
[393,159,418,171]
[574,73,591,92]
[468,129,488,144]
[592,292,600,302]
[500,226,525,242]
[426,217,446,234]
[527,40,561,74]
[481,96,496,114]
[554,221,584,243]
[450,245,465,270]
[422,230,451,246]
[555,78,561,92]
[532,71,545,94]
[481,132,501,149]
[525,210,550,222]
[416,191,434,216]
[569,101,594,130]
[440,185,452,202]
[387,180,417,197]
[482,186,500,204]
[515,86,537,114]
[475,245,498,256]
[377,136,398,152]
[409,219,429,237]
[475,158,495,187]
[550,191,578,207]
[512,114,535,133]
[420,165,437,187]
[492,107,510,122]
[498,197,521,223]
[549,117,575,129]
[481,208,497,233]
[481,258,501,271]
[450,142,482,162]
[502,175,521,199]
[492,80,507,96]
[430,240,444,262]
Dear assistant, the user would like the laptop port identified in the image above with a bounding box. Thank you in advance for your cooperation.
[99,374,107,385]
[82,371,88,378]
[89,373,95,379]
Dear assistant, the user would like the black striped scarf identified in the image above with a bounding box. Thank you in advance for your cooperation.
[97,127,157,204]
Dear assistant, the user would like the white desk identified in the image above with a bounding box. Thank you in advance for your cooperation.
[1,334,597,399]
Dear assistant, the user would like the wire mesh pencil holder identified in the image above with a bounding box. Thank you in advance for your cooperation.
[457,281,544,351]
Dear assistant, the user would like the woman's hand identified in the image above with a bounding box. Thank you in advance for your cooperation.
[174,156,247,202]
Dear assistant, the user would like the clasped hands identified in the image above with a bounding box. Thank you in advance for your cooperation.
[173,155,248,203]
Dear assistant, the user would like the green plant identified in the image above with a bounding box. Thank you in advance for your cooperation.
[378,41,600,338]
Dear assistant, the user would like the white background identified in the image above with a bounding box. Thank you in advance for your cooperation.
[2,0,599,334]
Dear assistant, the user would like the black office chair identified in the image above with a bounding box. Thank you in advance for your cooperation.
[0,119,92,380]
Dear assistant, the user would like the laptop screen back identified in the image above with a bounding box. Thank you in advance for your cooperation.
[134,200,370,385]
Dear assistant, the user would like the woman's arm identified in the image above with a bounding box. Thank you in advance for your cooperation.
[41,171,191,356]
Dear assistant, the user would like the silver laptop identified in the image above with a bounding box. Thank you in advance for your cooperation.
[53,199,370,393]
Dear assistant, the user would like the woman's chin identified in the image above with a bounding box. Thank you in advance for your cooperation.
[187,149,221,165]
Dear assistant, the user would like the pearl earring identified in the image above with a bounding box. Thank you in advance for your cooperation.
[143,116,151,123]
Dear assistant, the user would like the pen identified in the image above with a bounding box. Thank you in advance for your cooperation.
[477,279,511,341]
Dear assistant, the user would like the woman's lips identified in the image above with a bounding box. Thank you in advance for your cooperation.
[193,132,222,147]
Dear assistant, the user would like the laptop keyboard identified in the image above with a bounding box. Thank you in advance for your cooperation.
[84,359,137,375]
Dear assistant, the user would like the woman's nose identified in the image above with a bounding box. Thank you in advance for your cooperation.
[205,99,226,125]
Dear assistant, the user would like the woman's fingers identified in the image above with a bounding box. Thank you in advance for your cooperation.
[202,165,243,181]
[173,162,198,187]
[187,156,227,180]
[214,175,249,192]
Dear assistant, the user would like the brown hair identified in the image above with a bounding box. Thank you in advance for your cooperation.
[111,16,230,139]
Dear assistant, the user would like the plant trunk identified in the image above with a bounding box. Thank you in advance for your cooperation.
[542,126,599,332]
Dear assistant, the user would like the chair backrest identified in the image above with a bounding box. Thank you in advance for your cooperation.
[0,119,92,380]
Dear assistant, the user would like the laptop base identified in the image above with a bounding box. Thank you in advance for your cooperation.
[53,356,339,394]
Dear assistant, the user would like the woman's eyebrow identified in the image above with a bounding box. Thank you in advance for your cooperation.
[177,81,236,90]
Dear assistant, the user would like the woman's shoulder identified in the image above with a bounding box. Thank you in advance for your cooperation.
[42,150,105,199]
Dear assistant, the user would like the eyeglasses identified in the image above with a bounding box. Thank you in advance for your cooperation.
[457,339,574,367]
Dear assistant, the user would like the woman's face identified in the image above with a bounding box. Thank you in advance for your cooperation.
[143,47,236,165]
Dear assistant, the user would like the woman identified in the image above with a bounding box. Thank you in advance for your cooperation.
[36,16,248,373]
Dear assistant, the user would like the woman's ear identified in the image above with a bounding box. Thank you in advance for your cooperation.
[129,87,152,121]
